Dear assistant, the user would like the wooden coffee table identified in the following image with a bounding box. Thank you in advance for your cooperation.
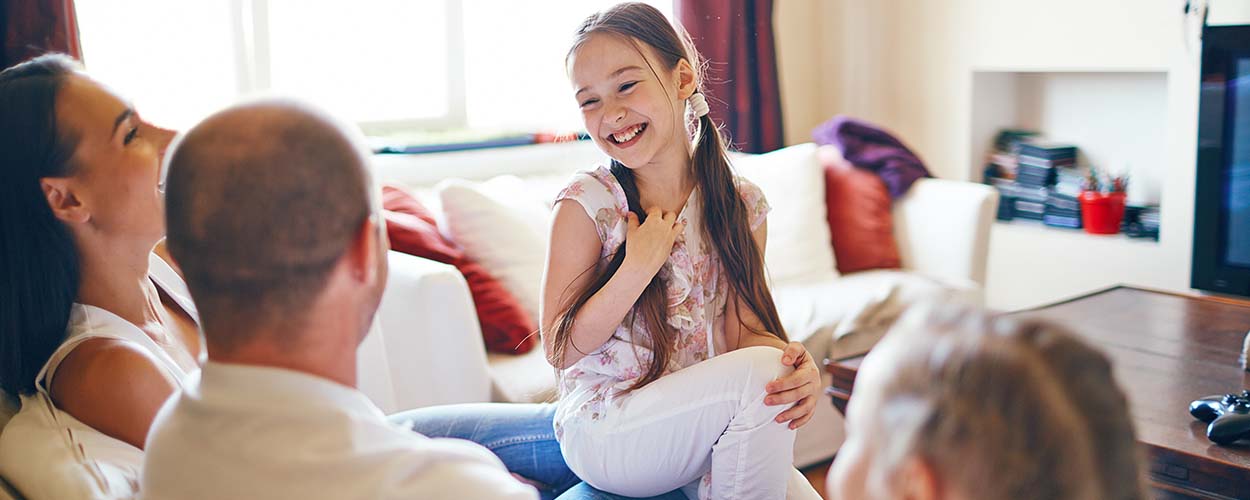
[824,286,1250,499]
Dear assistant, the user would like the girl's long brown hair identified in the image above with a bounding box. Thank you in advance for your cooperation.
[548,2,787,391]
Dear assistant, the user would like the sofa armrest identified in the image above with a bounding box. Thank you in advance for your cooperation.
[361,251,492,413]
[891,178,999,287]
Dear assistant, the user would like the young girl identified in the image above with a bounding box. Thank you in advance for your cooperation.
[542,3,823,499]
[827,304,1148,500]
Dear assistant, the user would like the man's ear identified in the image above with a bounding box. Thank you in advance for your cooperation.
[348,215,387,285]
[675,58,698,101]
[40,177,89,224]
[896,456,943,500]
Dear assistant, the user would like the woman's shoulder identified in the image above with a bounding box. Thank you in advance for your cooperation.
[50,312,176,396]
[57,304,191,387]
[53,337,171,392]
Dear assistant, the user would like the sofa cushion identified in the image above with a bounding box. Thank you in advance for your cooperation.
[437,177,550,321]
[383,210,462,263]
[486,348,558,404]
[820,146,903,274]
[382,186,537,354]
[772,269,981,361]
[733,143,838,283]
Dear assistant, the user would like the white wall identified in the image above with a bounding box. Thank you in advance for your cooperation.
[774,0,858,146]
[774,0,825,146]
[773,0,1224,309]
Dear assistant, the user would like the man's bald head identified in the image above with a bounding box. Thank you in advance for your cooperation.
[164,100,377,348]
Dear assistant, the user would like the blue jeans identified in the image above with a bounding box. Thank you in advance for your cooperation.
[390,403,686,500]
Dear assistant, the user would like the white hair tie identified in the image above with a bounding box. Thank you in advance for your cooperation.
[688,92,709,118]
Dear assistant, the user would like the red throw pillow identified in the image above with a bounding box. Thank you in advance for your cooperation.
[820,147,903,273]
[383,185,440,226]
[381,185,537,354]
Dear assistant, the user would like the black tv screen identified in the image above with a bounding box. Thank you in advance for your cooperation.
[1193,25,1250,297]
[1226,59,1250,267]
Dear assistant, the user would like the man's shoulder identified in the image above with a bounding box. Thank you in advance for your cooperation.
[141,403,537,499]
[325,423,538,499]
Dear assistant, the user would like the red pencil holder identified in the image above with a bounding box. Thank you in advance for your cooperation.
[1079,191,1127,235]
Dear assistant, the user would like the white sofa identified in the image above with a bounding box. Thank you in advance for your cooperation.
[366,141,999,467]
[0,141,996,499]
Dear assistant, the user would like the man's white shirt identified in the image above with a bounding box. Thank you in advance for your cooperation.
[141,362,537,500]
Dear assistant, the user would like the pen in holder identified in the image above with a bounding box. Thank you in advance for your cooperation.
[1243,330,1250,372]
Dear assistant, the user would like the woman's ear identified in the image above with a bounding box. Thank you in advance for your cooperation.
[40,177,90,224]
[675,58,698,100]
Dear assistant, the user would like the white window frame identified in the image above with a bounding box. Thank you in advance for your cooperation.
[227,0,467,134]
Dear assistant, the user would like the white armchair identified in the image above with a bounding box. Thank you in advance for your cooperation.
[893,178,999,287]
[357,252,493,414]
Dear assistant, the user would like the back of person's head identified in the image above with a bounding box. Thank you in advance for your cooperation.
[0,54,82,397]
[1014,318,1149,500]
[163,100,385,353]
[829,304,1144,500]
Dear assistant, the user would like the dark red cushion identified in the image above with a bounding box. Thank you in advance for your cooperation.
[383,186,439,226]
[820,147,903,274]
[383,209,462,263]
[382,185,537,354]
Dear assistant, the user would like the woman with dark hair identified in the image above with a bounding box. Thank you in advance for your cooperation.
[0,54,194,499]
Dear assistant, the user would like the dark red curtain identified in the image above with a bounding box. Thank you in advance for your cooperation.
[676,0,783,153]
[1,0,81,69]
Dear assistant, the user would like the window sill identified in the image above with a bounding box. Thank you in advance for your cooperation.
[369,130,588,155]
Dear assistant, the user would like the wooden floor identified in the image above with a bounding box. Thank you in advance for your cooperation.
[801,461,832,499]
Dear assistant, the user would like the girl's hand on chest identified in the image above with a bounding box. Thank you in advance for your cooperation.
[624,207,686,278]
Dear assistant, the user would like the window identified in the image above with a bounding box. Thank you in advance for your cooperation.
[76,0,672,135]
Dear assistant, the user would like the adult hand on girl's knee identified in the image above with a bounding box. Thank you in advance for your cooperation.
[765,342,821,429]
[779,341,807,367]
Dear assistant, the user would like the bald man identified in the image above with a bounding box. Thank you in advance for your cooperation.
[140,101,537,500]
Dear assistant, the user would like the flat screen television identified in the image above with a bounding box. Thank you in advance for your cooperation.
[1194,25,1250,298]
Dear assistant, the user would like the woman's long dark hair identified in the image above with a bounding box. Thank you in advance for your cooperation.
[0,54,83,396]
[550,3,787,391]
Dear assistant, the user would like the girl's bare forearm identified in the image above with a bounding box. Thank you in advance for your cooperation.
[549,259,654,367]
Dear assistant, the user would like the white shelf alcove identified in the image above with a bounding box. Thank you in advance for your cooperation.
[970,70,1170,203]
[970,70,1174,310]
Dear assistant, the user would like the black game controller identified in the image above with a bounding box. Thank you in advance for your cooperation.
[1189,390,1250,445]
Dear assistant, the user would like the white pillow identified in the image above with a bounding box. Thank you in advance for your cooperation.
[732,143,838,283]
[437,176,550,320]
